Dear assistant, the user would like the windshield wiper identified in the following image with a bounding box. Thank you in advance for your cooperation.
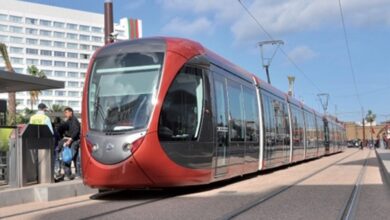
[93,84,105,122]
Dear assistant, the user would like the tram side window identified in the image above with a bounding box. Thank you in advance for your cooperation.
[291,106,304,147]
[317,117,324,147]
[243,87,259,142]
[158,67,204,141]
[262,92,290,148]
[227,80,244,142]
[262,93,274,147]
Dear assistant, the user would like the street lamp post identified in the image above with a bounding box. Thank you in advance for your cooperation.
[258,40,284,84]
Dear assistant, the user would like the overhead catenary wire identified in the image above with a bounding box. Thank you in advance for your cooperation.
[237,0,322,93]
[337,0,364,112]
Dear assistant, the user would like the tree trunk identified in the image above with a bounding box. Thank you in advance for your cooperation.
[7,92,16,125]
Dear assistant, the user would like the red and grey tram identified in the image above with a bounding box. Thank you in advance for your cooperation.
[80,37,345,189]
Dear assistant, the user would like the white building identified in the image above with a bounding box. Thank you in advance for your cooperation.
[0,0,142,113]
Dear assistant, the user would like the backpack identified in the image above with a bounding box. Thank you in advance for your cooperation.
[62,146,73,164]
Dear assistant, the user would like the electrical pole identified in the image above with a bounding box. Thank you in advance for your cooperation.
[362,107,366,147]
[258,40,284,84]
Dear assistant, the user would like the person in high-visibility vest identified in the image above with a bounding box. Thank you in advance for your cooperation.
[29,103,53,134]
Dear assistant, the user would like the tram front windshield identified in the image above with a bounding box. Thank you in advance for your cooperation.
[88,52,164,132]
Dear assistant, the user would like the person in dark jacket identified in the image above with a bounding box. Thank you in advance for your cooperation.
[57,107,81,180]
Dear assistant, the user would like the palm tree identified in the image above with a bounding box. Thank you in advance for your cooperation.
[365,110,376,147]
[51,104,64,113]
[0,43,16,125]
[27,65,46,110]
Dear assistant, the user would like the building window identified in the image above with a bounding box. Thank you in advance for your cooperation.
[80,54,90,59]
[80,44,90,50]
[53,21,65,28]
[66,23,77,30]
[91,27,102,33]
[10,47,23,54]
[26,28,38,35]
[79,25,89,32]
[67,52,78,58]
[80,72,85,78]
[68,91,79,97]
[55,90,66,96]
[66,33,77,40]
[68,101,79,108]
[40,50,52,56]
[54,61,65,67]
[42,90,53,96]
[80,63,89,69]
[25,18,38,25]
[9,15,22,23]
[92,36,102,42]
[79,35,90,41]
[26,59,39,65]
[40,40,52,46]
[54,51,65,57]
[0,35,8,42]
[53,31,65,38]
[56,100,67,105]
[9,36,23,44]
[10,57,23,64]
[67,62,78,68]
[0,14,7,21]
[10,26,23,33]
[42,70,53,77]
[0,24,7,32]
[26,38,38,45]
[68,72,78,78]
[40,60,52,66]
[14,68,24,74]
[92,45,100,51]
[26,48,39,55]
[54,41,65,48]
[67,81,79,88]
[40,30,52,36]
[39,19,51,26]
[54,71,66,77]
[67,43,78,49]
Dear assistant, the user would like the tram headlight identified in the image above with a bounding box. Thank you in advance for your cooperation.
[92,144,99,152]
[123,143,132,152]
[122,137,145,154]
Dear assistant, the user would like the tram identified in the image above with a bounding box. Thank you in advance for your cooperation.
[80,37,346,189]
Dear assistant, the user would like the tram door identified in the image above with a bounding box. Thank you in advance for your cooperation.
[214,75,229,176]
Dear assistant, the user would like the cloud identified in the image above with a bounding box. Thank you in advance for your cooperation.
[231,0,390,42]
[287,46,317,63]
[161,17,213,36]
[158,0,390,43]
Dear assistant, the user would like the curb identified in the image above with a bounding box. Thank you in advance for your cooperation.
[0,180,97,207]
[375,149,390,187]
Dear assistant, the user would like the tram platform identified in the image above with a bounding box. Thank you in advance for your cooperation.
[376,148,390,186]
[0,179,96,207]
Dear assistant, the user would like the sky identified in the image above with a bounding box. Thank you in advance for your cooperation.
[24,0,390,123]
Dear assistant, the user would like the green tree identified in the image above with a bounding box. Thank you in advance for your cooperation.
[365,110,377,145]
[51,104,64,113]
[0,43,16,125]
[27,65,46,110]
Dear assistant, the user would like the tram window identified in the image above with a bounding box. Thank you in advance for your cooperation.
[291,106,304,147]
[158,67,204,141]
[215,79,227,127]
[262,93,274,147]
[243,87,259,142]
[227,80,244,142]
